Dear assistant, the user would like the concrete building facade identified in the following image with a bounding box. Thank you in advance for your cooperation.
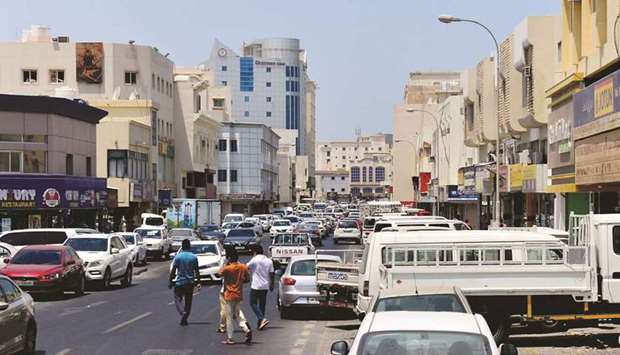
[315,170,350,201]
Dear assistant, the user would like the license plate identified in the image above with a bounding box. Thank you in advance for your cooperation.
[327,300,351,308]
[16,280,34,286]
[235,246,245,250]
[327,272,349,281]
[307,297,319,304]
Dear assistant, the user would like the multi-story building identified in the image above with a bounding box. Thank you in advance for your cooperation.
[0,94,110,230]
[316,133,393,200]
[315,170,350,201]
[216,122,279,215]
[173,68,221,199]
[0,25,175,229]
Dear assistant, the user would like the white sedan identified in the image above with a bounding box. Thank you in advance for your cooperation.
[270,219,294,239]
[115,232,147,266]
[170,240,225,282]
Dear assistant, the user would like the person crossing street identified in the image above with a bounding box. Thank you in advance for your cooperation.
[247,245,274,330]
[168,239,200,326]
[219,248,252,345]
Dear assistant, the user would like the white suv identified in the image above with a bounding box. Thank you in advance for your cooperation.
[65,234,133,289]
[135,226,172,260]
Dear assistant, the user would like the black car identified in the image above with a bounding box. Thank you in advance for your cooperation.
[223,228,258,253]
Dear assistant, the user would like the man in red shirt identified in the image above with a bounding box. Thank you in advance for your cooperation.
[219,249,252,345]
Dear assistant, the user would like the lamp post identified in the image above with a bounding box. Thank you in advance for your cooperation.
[438,14,502,227]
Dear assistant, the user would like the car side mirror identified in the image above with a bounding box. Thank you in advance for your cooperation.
[65,260,76,266]
[357,311,366,322]
[0,302,9,311]
[2,257,10,264]
[111,248,120,254]
[499,343,519,355]
[330,341,349,355]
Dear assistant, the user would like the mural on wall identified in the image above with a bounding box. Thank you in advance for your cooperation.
[76,42,104,83]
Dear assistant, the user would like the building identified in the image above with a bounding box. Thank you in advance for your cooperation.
[216,122,279,215]
[0,25,175,229]
[0,94,109,231]
[173,68,221,199]
[316,133,393,201]
[315,170,350,201]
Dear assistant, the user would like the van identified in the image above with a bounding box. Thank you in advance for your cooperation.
[223,213,245,224]
[141,213,165,227]
[0,228,98,250]
[373,218,469,233]
[363,215,441,237]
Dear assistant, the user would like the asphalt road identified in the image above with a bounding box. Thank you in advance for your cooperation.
[31,232,620,355]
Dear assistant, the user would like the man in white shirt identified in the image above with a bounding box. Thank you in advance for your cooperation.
[247,245,274,330]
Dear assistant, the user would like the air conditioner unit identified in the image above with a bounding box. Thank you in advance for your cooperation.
[523,66,532,77]
[57,36,70,43]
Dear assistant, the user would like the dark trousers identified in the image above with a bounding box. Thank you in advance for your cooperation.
[249,288,268,321]
[174,283,194,321]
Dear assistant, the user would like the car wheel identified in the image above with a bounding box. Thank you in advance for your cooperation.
[75,274,85,296]
[102,268,112,289]
[20,321,36,355]
[121,265,133,288]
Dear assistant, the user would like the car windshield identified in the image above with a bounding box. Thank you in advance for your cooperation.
[144,217,164,226]
[364,218,376,228]
[66,238,108,252]
[224,215,243,223]
[222,223,238,229]
[274,234,308,245]
[227,229,255,238]
[12,249,62,265]
[373,294,466,313]
[339,221,358,228]
[200,225,218,232]
[238,222,254,228]
[359,331,490,355]
[290,259,336,276]
[190,244,218,255]
[285,217,300,222]
[122,235,136,245]
[273,221,291,227]
[170,229,194,237]
[135,229,162,239]
[0,231,67,246]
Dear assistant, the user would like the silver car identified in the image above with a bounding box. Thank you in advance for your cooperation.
[277,254,341,319]
[169,228,199,253]
[0,275,37,354]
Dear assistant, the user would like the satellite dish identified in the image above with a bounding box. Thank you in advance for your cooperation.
[129,89,140,100]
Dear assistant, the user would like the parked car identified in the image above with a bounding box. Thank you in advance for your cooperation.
[277,254,341,319]
[223,228,259,253]
[270,219,295,239]
[65,234,133,289]
[0,242,17,269]
[0,228,98,251]
[333,220,362,245]
[330,310,519,355]
[238,220,263,238]
[169,228,199,253]
[0,275,37,354]
[223,213,244,224]
[170,240,225,282]
[221,222,240,236]
[134,226,171,260]
[115,232,147,266]
[0,245,85,296]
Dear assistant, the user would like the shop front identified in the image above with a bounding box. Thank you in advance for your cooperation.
[0,174,109,231]
[522,164,554,227]
[440,166,480,228]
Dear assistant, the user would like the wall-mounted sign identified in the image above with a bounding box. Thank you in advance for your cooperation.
[573,69,620,140]
[575,128,620,185]
[76,42,104,84]
[510,164,524,191]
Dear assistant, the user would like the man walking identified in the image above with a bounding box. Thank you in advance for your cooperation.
[219,249,252,345]
[168,239,199,326]
[247,245,274,330]
[218,251,250,334]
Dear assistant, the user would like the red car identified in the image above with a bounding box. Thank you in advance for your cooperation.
[0,245,85,296]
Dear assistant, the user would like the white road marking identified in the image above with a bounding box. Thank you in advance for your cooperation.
[54,349,72,355]
[102,312,152,334]
[142,350,193,355]
[87,301,108,308]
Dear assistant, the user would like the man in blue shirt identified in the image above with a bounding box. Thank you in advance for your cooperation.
[169,239,199,326]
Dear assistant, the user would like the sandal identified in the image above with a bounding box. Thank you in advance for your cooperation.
[222,339,235,345]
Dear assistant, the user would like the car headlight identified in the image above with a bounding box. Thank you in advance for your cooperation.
[89,260,103,268]
[40,272,61,281]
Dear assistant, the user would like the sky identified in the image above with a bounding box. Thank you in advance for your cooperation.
[0,0,560,141]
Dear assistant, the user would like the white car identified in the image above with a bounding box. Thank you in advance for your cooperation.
[270,219,294,239]
[169,228,199,253]
[169,240,225,282]
[115,232,147,266]
[304,219,326,237]
[333,220,362,245]
[223,213,245,224]
[221,222,240,236]
[0,242,17,269]
[238,220,263,238]
[253,214,272,232]
[135,226,172,260]
[65,234,133,289]
[330,310,519,355]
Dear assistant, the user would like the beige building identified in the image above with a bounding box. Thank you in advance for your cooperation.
[315,170,350,200]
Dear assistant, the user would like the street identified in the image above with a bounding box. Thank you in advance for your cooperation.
[28,234,620,355]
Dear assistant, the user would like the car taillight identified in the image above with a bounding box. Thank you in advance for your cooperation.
[282,277,296,286]
[363,280,369,297]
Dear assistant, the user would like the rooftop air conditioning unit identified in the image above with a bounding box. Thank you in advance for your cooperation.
[57,36,69,43]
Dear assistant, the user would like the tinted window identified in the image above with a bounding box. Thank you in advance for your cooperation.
[339,221,358,229]
[135,229,162,239]
[0,278,21,303]
[200,225,218,232]
[170,229,194,237]
[374,223,391,232]
[273,221,291,227]
[122,235,136,245]
[613,226,620,255]
[12,249,61,265]
[0,231,67,246]
[364,218,376,228]
[0,245,11,257]
[429,223,451,228]
[145,217,164,226]
[190,244,218,255]
[227,229,255,238]
[111,237,125,249]
[374,294,466,313]
[274,234,308,244]
[291,260,316,276]
[66,238,108,252]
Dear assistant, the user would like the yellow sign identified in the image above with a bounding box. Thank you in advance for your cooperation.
[510,164,524,190]
[594,78,614,118]
[523,165,537,181]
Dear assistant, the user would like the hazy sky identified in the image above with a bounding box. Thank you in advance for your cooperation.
[1,1,560,140]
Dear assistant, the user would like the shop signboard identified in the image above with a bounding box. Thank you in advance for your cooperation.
[0,175,107,209]
[463,167,476,195]
[475,166,489,193]
[573,69,620,140]
[522,165,538,192]
[510,164,524,191]
[158,189,172,207]
[131,183,143,202]
[419,172,431,194]
[548,99,574,169]
[575,128,620,185]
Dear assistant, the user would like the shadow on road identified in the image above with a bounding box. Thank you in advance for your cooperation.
[32,292,90,303]
[509,332,620,349]
[285,308,357,321]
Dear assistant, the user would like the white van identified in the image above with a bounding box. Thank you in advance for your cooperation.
[141,213,166,227]
[223,213,245,224]
[373,218,469,233]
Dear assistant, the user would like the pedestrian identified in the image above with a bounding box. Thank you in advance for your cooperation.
[168,239,199,326]
[219,248,252,345]
[247,245,274,330]
[217,248,251,334]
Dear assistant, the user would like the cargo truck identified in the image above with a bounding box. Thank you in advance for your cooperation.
[166,199,221,229]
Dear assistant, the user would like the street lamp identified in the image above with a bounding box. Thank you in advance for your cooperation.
[439,14,502,228]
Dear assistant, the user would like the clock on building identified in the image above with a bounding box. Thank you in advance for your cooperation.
[217,48,227,57]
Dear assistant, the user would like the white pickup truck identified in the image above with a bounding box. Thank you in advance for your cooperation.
[269,233,315,267]
[315,249,364,309]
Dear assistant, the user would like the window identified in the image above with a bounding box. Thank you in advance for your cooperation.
[244,111,250,117]
[244,96,250,102]
[240,57,254,92]
[331,176,335,180]
[341,176,345,181]
[221,65,227,71]
[331,188,335,192]
[375,166,386,181]
[351,187,360,196]
[21,150,45,173]
[341,188,345,192]
[0,279,21,303]
[213,98,225,108]
[266,111,272,118]
[266,82,272,87]
[218,139,227,151]
[286,81,290,91]
[230,170,238,182]
[613,226,620,255]
[266,67,271,73]
[221,81,228,86]
[86,157,92,177]
[49,70,65,84]
[108,150,127,178]
[66,154,73,176]
[217,169,227,182]
[152,73,155,89]
[557,41,562,63]
[350,167,360,182]
[362,167,367,182]
[125,71,137,85]
[342,156,346,159]
[326,151,331,157]
[0,151,22,172]
[230,139,238,152]
[342,164,346,168]
[266,97,272,103]
[368,167,373,181]
[22,69,37,84]
[194,94,201,113]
